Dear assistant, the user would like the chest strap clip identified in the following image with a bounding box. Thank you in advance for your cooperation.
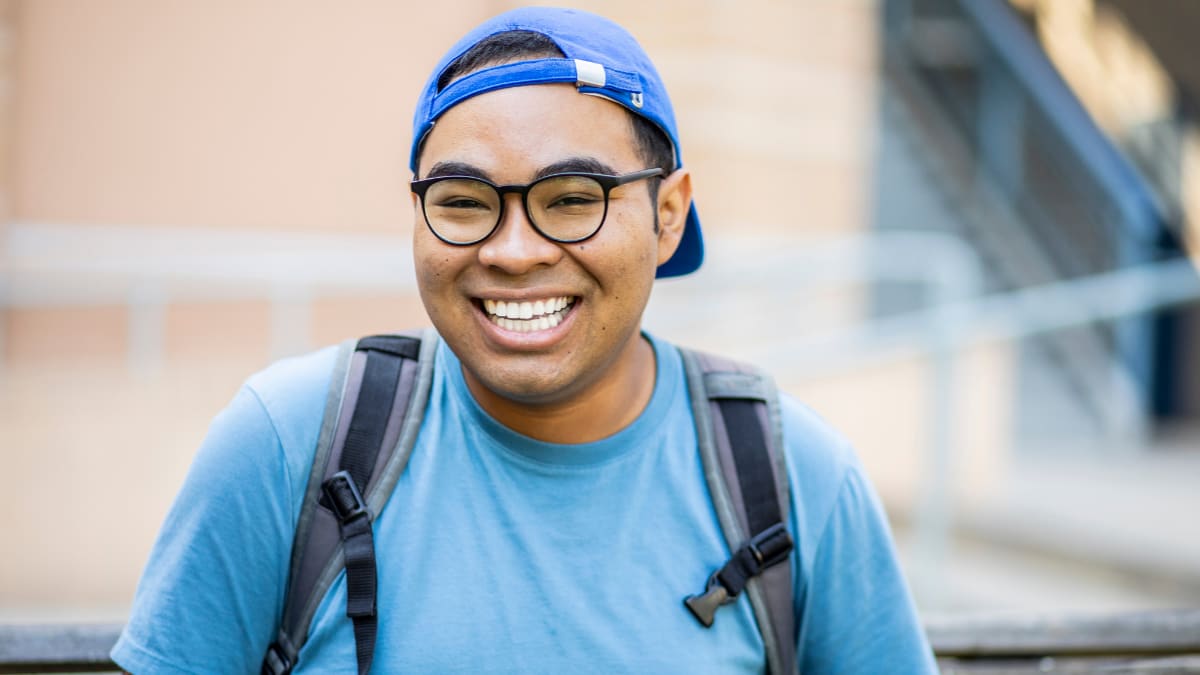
[685,523,793,628]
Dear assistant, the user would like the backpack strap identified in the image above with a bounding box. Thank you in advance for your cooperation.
[262,330,439,675]
[680,347,797,675]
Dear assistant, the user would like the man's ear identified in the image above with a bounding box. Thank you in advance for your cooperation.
[655,168,692,267]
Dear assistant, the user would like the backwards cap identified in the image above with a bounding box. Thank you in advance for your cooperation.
[410,6,703,278]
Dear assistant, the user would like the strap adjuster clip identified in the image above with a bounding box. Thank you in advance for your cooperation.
[748,522,793,569]
[322,470,369,523]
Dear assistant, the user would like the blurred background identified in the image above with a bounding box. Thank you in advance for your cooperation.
[1,0,1198,625]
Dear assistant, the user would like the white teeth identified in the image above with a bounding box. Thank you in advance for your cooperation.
[482,295,574,332]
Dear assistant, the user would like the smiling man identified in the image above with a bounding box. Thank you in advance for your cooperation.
[413,81,677,442]
[112,7,935,674]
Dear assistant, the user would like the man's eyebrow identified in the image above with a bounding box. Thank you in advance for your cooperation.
[424,161,491,180]
[423,157,619,182]
[534,157,617,179]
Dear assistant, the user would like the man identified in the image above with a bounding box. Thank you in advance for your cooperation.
[113,7,935,673]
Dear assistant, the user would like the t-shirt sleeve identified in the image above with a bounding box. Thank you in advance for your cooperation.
[796,467,937,672]
[111,385,296,675]
[780,396,936,673]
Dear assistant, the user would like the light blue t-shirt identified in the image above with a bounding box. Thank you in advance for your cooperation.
[112,334,935,673]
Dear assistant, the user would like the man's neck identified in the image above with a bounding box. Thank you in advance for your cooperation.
[462,333,657,444]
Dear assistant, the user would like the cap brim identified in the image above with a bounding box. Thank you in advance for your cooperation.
[655,203,703,278]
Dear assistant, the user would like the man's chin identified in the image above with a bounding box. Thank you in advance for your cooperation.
[463,362,581,409]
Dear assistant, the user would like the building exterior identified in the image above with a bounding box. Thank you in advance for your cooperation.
[1,0,1196,619]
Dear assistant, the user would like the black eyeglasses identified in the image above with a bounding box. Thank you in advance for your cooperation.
[410,168,664,246]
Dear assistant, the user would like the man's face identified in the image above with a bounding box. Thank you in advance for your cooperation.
[413,84,681,407]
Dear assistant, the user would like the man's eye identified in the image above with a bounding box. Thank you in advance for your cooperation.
[438,198,488,209]
[547,194,601,209]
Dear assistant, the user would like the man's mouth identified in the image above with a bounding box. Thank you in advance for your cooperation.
[481,296,576,333]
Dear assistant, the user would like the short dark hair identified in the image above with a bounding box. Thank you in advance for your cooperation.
[429,30,676,182]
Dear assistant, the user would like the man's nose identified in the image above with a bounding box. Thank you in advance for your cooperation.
[476,194,564,274]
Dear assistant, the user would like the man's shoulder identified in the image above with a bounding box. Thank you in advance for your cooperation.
[660,341,852,452]
[238,343,344,454]
[656,338,859,493]
[245,343,342,405]
[110,346,350,675]
[246,342,342,396]
[777,392,857,479]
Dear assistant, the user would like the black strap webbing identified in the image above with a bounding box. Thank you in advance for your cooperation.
[685,397,793,629]
[343,518,378,675]
[358,335,421,360]
[325,337,411,675]
[339,349,403,490]
[322,471,377,675]
[263,333,425,675]
[719,399,779,536]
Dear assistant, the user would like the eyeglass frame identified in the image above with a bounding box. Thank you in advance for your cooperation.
[410,167,665,246]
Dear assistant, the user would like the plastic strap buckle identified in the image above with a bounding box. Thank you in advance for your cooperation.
[322,470,369,524]
[684,523,793,628]
[684,570,736,628]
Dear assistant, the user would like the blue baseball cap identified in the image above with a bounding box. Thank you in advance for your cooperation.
[410,6,704,278]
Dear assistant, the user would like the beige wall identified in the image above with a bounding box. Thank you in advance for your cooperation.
[14,0,878,235]
[1,0,909,617]
[15,0,464,231]
[0,0,13,249]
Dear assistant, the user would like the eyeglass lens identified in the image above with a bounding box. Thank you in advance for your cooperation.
[422,175,608,244]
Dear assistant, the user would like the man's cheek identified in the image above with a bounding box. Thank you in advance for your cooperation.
[413,261,446,310]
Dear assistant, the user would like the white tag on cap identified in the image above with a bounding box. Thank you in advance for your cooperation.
[574,59,606,88]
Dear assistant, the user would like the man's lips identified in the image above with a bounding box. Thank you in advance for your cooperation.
[477,295,577,334]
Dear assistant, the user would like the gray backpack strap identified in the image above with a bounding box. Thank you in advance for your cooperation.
[680,347,797,675]
[262,329,439,675]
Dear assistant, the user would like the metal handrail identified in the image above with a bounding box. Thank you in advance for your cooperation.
[4,610,1200,672]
